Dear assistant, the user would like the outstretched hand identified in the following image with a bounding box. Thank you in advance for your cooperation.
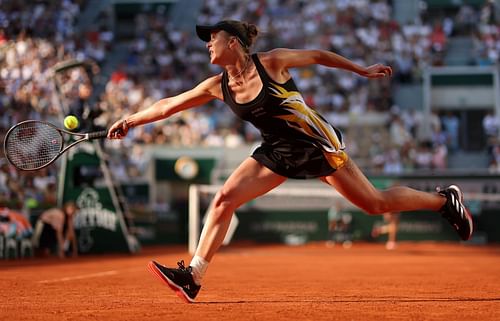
[362,63,392,78]
[107,119,129,139]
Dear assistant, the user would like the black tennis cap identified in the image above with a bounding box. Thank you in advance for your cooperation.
[196,20,251,47]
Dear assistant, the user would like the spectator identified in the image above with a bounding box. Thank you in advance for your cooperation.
[441,112,460,153]
[488,144,500,173]
[432,143,448,170]
[389,115,412,148]
[383,148,404,174]
[414,141,434,169]
[0,207,33,242]
[430,21,447,53]
[483,110,499,141]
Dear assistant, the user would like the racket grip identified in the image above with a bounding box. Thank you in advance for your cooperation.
[88,130,109,139]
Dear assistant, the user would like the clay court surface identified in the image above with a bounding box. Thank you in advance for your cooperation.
[1,242,499,321]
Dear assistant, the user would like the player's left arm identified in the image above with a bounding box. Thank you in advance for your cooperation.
[265,48,392,79]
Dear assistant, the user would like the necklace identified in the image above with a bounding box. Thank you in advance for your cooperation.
[228,57,250,84]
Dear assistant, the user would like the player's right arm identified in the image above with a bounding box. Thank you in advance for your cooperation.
[108,74,222,139]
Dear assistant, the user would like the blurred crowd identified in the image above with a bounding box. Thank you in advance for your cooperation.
[102,0,500,173]
[1,0,500,214]
[0,0,109,212]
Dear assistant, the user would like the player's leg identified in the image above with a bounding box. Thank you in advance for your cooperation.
[321,158,473,240]
[322,158,445,213]
[195,157,287,261]
[148,157,287,302]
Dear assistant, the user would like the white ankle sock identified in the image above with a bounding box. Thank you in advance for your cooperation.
[190,255,209,286]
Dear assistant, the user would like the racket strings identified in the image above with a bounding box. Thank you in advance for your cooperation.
[6,122,63,170]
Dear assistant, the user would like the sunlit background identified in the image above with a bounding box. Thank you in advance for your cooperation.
[0,0,499,258]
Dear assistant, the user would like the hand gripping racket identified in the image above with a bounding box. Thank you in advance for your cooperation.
[3,120,108,171]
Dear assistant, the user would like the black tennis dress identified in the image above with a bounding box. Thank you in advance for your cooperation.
[221,53,348,179]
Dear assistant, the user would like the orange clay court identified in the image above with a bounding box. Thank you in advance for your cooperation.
[1,242,499,321]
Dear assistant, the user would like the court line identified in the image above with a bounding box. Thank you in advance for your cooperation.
[38,270,118,284]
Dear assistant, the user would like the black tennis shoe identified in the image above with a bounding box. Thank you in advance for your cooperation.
[437,185,473,241]
[148,260,201,303]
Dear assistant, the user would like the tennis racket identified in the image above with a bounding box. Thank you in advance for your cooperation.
[3,120,109,171]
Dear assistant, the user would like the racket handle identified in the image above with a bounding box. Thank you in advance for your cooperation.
[88,130,109,139]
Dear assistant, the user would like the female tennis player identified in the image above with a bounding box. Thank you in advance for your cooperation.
[107,20,473,303]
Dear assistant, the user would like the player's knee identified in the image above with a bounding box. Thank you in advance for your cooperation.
[362,198,390,215]
[212,190,238,219]
[364,206,388,215]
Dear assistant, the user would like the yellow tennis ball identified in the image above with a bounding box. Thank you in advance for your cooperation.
[64,115,79,130]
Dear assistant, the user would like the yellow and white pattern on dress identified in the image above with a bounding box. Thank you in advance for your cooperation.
[269,83,349,169]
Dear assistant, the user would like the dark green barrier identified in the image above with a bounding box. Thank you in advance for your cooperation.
[475,209,500,242]
[60,141,139,253]
[234,210,329,244]
[231,209,460,243]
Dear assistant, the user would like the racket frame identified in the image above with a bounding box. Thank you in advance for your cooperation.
[3,120,108,171]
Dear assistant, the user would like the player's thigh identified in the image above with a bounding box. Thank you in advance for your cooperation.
[216,157,287,208]
[321,158,382,208]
